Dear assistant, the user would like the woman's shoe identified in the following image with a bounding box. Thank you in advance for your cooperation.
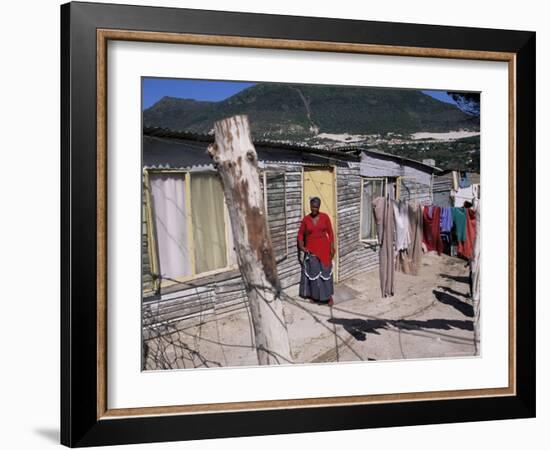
[327,297,334,306]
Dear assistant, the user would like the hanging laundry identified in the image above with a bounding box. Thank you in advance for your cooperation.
[459,172,471,188]
[440,207,453,233]
[373,196,395,297]
[397,203,423,275]
[462,207,476,260]
[451,206,476,259]
[392,200,411,251]
[439,206,453,255]
[422,205,443,255]
[454,185,477,207]
[451,207,467,242]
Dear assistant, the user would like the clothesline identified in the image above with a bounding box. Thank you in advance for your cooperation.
[372,196,478,298]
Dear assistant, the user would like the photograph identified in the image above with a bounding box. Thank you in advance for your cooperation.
[140,78,482,370]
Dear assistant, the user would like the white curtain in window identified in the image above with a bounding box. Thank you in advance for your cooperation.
[149,173,191,280]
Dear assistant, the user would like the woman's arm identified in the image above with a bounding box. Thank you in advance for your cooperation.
[297,217,308,253]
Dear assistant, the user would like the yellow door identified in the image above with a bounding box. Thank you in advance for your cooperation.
[303,167,338,281]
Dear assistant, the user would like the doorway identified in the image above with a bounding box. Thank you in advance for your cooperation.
[303,167,338,281]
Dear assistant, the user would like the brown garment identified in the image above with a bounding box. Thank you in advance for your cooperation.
[395,249,411,274]
[372,196,395,297]
[396,203,423,275]
[409,204,424,274]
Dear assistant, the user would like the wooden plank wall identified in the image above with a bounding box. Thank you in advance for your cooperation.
[269,167,303,290]
[336,166,379,282]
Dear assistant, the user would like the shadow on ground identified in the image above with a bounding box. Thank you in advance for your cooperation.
[433,289,474,317]
[328,316,473,341]
[439,273,470,284]
[438,285,468,298]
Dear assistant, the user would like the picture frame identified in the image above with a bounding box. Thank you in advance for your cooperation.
[60,1,535,447]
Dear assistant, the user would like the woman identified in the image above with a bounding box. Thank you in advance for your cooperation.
[297,197,335,306]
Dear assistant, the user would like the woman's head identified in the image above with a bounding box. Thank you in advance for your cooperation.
[309,197,321,216]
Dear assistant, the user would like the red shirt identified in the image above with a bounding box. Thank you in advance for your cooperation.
[297,212,334,267]
[458,208,476,259]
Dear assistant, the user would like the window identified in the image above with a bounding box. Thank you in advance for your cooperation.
[360,178,385,241]
[146,168,290,284]
[147,170,237,284]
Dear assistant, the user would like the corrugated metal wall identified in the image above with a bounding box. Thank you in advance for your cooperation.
[432,176,453,207]
[399,177,432,205]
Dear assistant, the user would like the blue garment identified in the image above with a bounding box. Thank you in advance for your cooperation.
[440,207,453,233]
[459,172,471,188]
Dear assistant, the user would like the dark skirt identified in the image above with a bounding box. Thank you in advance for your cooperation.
[299,253,334,302]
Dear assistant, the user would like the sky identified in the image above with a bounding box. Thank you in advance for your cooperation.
[420,90,457,105]
[142,78,256,108]
[142,77,459,109]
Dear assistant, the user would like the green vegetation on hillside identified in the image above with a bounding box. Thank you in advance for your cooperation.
[376,135,480,171]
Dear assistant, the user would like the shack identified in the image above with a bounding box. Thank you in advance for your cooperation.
[142,129,442,332]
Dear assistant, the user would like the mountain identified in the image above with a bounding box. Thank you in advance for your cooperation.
[143,83,479,141]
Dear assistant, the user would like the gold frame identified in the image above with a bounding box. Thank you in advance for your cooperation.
[96,29,516,420]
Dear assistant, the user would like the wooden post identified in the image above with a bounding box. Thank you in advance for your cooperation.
[208,115,293,365]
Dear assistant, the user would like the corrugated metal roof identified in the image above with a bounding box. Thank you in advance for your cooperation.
[330,144,443,173]
[143,128,358,170]
[358,147,443,173]
[143,127,357,157]
[143,127,442,173]
[144,127,215,142]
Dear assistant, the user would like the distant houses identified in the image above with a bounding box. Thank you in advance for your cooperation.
[141,127,443,331]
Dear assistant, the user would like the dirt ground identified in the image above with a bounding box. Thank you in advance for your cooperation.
[144,252,478,370]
